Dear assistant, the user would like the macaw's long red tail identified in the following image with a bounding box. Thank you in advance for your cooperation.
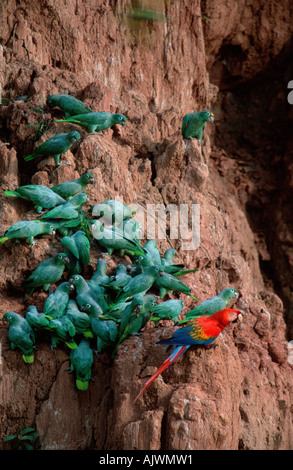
[134,345,190,403]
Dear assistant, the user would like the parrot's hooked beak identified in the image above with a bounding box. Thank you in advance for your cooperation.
[209,113,214,123]
[233,291,239,299]
[64,256,70,264]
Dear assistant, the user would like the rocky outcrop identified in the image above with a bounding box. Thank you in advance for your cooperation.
[1,0,293,450]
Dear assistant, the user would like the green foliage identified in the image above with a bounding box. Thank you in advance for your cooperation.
[3,427,41,450]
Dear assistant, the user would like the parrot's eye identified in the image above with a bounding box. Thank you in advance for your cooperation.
[118,116,123,120]
[86,304,91,308]
[75,276,79,280]
[50,226,54,230]
[58,255,62,259]
[206,112,210,116]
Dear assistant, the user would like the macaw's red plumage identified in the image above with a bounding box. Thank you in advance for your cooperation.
[134,308,243,403]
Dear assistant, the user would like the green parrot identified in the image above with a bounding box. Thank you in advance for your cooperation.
[0,220,55,246]
[111,296,144,357]
[40,193,88,220]
[150,299,184,324]
[179,287,239,324]
[98,301,131,322]
[51,173,94,201]
[23,252,69,292]
[55,112,127,134]
[24,131,81,166]
[69,274,105,315]
[50,219,81,237]
[91,220,145,256]
[143,239,161,265]
[182,110,214,144]
[43,281,73,318]
[118,218,141,241]
[81,302,104,319]
[46,94,93,118]
[65,300,93,338]
[92,199,135,225]
[155,271,197,300]
[90,316,118,354]
[48,315,77,350]
[61,230,90,276]
[89,258,109,286]
[25,305,51,331]
[103,264,132,291]
[116,265,160,302]
[3,312,35,363]
[4,185,66,213]
[69,338,94,390]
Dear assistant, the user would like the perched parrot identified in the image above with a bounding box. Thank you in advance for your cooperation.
[55,112,127,134]
[91,220,145,256]
[100,301,131,322]
[40,193,88,220]
[150,299,184,324]
[65,300,93,338]
[61,230,90,276]
[112,296,144,357]
[23,252,69,292]
[103,264,132,291]
[160,248,198,277]
[134,308,243,402]
[69,274,105,314]
[3,311,35,364]
[118,218,141,241]
[155,271,197,300]
[179,287,238,324]
[69,338,94,390]
[89,258,109,286]
[24,131,81,166]
[90,316,118,354]
[115,265,160,302]
[25,305,51,331]
[43,281,73,318]
[143,239,161,265]
[50,219,81,237]
[51,173,94,200]
[48,315,77,350]
[182,111,214,144]
[92,199,135,225]
[4,185,66,213]
[0,220,55,246]
[46,94,93,118]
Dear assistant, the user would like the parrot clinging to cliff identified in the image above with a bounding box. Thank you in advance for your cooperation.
[0,220,55,246]
[134,308,243,402]
[69,338,94,390]
[23,253,69,293]
[46,94,93,118]
[182,111,214,144]
[91,220,145,256]
[55,112,127,134]
[40,193,88,220]
[24,131,81,166]
[179,287,238,324]
[43,281,73,319]
[4,185,66,213]
[51,173,94,201]
[3,312,35,364]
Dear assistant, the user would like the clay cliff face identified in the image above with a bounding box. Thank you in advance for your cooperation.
[0,0,293,450]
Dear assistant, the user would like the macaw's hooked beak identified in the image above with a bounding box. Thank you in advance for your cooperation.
[209,113,214,123]
[233,311,244,323]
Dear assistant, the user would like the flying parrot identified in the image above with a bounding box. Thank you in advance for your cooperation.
[3,311,35,364]
[43,281,73,318]
[4,184,66,213]
[134,308,243,402]
[179,287,238,324]
[46,94,93,118]
[115,265,161,302]
[23,252,69,293]
[150,299,184,324]
[24,131,81,166]
[92,199,135,225]
[69,338,94,390]
[40,193,88,220]
[51,173,94,200]
[182,111,214,144]
[0,220,55,246]
[55,112,127,134]
[91,220,145,256]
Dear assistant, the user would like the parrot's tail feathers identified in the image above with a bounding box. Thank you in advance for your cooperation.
[23,354,34,364]
[55,118,81,124]
[174,268,198,277]
[0,237,9,244]
[134,345,189,403]
[76,379,89,390]
[187,294,198,301]
[4,190,20,197]
[65,340,78,349]
[83,330,94,339]
[24,154,37,161]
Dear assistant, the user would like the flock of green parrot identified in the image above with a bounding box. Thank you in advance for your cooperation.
[1,93,242,399]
